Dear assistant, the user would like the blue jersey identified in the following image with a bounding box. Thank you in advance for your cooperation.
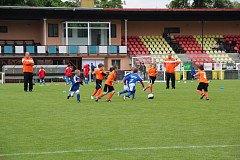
[122,72,131,84]
[70,75,83,91]
[191,69,196,75]
[125,73,143,85]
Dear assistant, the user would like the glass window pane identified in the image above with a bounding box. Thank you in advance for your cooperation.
[48,24,58,37]
[68,23,88,27]
[90,23,109,28]
[78,29,88,38]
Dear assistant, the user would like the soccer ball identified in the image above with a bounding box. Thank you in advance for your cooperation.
[148,93,154,99]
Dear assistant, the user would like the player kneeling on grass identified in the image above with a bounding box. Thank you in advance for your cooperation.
[96,65,118,102]
[143,63,158,94]
[67,70,83,102]
[194,65,209,100]
[91,63,107,99]
[123,68,145,100]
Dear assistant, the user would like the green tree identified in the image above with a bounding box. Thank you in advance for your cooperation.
[232,1,240,8]
[212,0,233,8]
[96,0,123,8]
[166,0,190,8]
[192,0,213,8]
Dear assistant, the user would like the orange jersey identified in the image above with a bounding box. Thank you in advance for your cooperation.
[164,58,179,73]
[148,67,158,77]
[92,69,107,80]
[196,71,208,83]
[22,57,34,73]
[105,71,116,86]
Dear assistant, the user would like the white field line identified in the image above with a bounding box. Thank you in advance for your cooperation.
[0,144,240,157]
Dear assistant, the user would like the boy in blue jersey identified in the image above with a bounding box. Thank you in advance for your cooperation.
[67,70,83,102]
[117,69,132,96]
[123,68,145,100]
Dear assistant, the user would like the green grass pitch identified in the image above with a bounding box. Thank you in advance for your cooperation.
[0,80,240,160]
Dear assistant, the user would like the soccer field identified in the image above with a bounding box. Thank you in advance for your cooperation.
[0,80,240,160]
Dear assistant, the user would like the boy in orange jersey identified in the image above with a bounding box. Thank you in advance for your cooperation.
[91,63,107,99]
[143,63,158,93]
[96,65,118,102]
[194,65,209,100]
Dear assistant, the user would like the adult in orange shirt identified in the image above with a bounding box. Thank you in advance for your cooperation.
[91,63,107,99]
[96,65,118,102]
[164,53,180,89]
[194,65,209,100]
[143,63,158,93]
[22,52,34,92]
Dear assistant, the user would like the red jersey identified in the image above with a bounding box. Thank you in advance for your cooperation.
[65,67,72,77]
[83,64,90,77]
[38,68,46,78]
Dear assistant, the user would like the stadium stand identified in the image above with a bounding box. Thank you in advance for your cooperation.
[122,36,149,55]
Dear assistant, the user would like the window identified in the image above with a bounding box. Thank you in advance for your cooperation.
[112,60,120,69]
[78,29,88,38]
[164,27,180,34]
[0,26,8,33]
[48,24,59,37]
[64,29,72,37]
[111,24,116,38]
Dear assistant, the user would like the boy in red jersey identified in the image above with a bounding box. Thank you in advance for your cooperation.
[96,65,118,102]
[38,66,46,85]
[91,63,107,99]
[194,65,209,100]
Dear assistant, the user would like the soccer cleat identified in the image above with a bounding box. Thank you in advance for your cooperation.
[123,95,126,101]
[117,92,120,96]
[77,100,80,103]
[106,99,111,102]
[166,87,169,89]
[200,93,205,99]
[172,87,175,89]
[91,96,94,100]
[206,98,209,101]
[95,97,99,102]
[67,95,70,99]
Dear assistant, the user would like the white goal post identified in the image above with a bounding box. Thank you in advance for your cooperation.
[0,72,5,84]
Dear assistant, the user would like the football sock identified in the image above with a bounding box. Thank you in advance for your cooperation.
[77,94,80,101]
[126,91,131,97]
[132,91,135,100]
[91,89,98,96]
[96,88,102,96]
[97,93,104,99]
[119,90,127,95]
[107,93,114,100]
[197,90,203,95]
[150,86,153,93]
[205,92,208,98]
[145,86,150,90]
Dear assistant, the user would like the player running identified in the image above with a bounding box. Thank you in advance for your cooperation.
[67,70,83,102]
[91,63,107,99]
[96,65,118,102]
[123,68,145,100]
[117,69,133,97]
[194,65,209,100]
[143,63,158,94]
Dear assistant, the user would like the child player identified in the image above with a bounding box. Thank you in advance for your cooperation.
[117,69,132,96]
[38,66,46,85]
[143,63,158,93]
[194,65,209,100]
[96,65,118,102]
[91,63,107,99]
[67,70,83,102]
[123,68,145,100]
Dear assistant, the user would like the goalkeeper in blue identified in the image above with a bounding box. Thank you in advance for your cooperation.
[67,69,83,102]
[123,68,145,100]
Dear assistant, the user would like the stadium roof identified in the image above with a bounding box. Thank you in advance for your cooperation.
[0,6,240,21]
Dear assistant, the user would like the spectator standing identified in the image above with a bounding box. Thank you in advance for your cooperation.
[164,53,180,89]
[139,62,146,80]
[90,63,96,81]
[65,64,72,85]
[22,52,34,92]
[83,64,90,84]
[38,66,46,85]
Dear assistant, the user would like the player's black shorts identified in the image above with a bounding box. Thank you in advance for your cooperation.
[95,79,102,90]
[149,76,156,84]
[197,82,209,92]
[103,84,114,93]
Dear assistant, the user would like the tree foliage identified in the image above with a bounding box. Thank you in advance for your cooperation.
[96,0,123,8]
[167,0,240,8]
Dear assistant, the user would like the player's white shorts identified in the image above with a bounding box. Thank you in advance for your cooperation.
[124,84,129,91]
[128,83,136,92]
